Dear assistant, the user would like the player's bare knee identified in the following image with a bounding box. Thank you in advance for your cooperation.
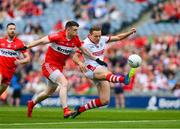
[46,87,56,95]
[57,80,68,89]
[94,73,107,80]
[101,71,111,79]
[102,73,108,79]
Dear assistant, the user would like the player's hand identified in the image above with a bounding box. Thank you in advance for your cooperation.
[78,62,87,73]
[14,59,21,65]
[130,28,136,33]
[95,58,108,67]
[15,46,28,51]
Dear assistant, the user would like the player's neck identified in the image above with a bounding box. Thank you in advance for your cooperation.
[7,36,14,42]
[66,32,72,41]
[66,35,72,40]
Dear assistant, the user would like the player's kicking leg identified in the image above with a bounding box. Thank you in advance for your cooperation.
[71,81,110,119]
[124,68,136,84]
[94,66,135,85]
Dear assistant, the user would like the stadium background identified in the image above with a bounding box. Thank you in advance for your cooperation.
[0,0,180,110]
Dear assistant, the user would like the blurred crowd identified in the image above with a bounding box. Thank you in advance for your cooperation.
[151,0,180,23]
[0,0,48,28]
[73,0,122,34]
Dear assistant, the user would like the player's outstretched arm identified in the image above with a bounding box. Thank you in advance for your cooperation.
[27,36,50,49]
[79,46,107,67]
[72,53,81,65]
[79,46,96,60]
[16,36,50,51]
[109,28,136,42]
[72,53,87,73]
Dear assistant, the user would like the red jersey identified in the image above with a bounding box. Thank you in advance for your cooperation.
[46,30,82,66]
[0,37,26,72]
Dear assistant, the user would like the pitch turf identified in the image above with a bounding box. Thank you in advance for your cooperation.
[0,106,180,128]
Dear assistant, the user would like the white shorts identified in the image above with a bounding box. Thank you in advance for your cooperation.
[47,79,58,87]
[42,63,64,86]
[47,69,63,87]
[84,65,103,79]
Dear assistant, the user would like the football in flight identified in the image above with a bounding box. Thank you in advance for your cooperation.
[128,54,142,68]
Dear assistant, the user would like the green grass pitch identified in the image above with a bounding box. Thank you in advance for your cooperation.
[0,106,180,128]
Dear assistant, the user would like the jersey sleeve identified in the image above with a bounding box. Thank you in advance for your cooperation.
[19,40,27,53]
[48,33,60,42]
[101,36,111,43]
[75,41,84,54]
[74,37,82,48]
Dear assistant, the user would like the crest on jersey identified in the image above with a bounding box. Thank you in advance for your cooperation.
[7,44,11,48]
[66,42,69,45]
[71,42,74,46]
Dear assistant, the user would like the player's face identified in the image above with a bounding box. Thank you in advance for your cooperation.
[7,25,16,38]
[90,30,102,44]
[68,26,78,38]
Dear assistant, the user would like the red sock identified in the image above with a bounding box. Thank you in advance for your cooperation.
[106,73,124,83]
[79,99,105,113]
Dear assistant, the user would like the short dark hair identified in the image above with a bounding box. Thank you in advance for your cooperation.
[6,23,16,28]
[65,21,79,29]
[89,26,101,34]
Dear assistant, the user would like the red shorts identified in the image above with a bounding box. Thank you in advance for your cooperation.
[42,62,63,80]
[0,67,14,85]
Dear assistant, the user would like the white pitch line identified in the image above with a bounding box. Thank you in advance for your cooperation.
[0,120,179,126]
[0,128,175,129]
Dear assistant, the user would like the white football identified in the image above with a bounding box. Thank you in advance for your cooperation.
[128,54,142,68]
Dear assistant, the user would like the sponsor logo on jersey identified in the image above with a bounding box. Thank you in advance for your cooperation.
[51,43,74,55]
[0,48,19,57]
[92,49,104,56]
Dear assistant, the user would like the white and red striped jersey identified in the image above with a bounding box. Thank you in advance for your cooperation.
[46,30,82,68]
[83,36,110,67]
[0,37,26,72]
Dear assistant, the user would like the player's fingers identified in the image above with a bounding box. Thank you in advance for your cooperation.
[80,66,87,73]
[14,60,18,65]
[131,28,136,32]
